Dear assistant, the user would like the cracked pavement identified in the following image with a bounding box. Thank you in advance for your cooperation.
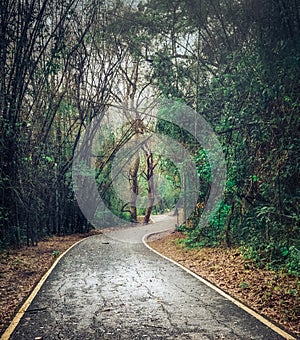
[11,215,285,339]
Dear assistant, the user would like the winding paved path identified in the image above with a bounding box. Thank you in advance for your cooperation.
[9,215,289,339]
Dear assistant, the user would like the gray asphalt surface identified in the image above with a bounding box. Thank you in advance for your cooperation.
[10,215,286,339]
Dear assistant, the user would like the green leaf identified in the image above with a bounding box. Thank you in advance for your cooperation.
[44,156,54,162]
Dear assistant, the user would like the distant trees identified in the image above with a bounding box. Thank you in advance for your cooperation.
[0,0,90,246]
[134,0,300,273]
[1,0,299,274]
[0,0,126,246]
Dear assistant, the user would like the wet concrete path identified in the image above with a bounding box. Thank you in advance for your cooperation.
[11,215,285,339]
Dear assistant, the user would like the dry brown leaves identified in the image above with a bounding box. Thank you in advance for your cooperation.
[148,231,300,337]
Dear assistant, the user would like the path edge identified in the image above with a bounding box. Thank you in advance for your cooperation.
[0,237,88,340]
[142,231,297,340]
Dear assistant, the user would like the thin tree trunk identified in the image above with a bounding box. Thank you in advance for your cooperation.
[144,152,155,224]
[129,154,140,222]
[225,202,235,247]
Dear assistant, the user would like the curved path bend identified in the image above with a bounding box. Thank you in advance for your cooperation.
[8,215,292,339]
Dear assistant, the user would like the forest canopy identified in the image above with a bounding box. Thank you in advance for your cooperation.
[0,0,299,274]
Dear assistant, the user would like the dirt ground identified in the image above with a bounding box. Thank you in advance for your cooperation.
[0,230,299,337]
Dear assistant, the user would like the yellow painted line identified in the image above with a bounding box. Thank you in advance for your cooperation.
[1,237,88,340]
[142,232,297,340]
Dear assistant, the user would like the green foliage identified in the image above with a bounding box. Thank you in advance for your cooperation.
[1,0,299,277]
[184,202,232,248]
[286,246,300,275]
[239,282,249,289]
[143,0,300,275]
[52,250,60,258]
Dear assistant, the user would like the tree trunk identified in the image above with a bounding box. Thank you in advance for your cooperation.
[225,202,235,247]
[129,154,140,222]
[144,152,155,224]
